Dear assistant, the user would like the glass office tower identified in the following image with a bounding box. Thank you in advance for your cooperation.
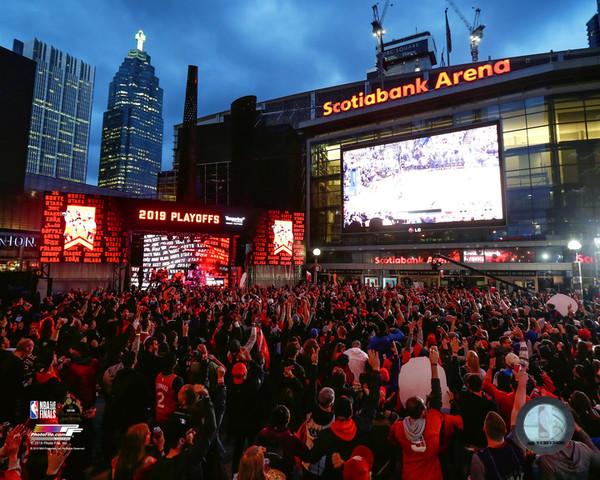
[14,39,95,182]
[98,31,163,196]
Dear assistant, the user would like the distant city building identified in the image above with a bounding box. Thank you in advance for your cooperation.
[0,45,36,197]
[157,170,177,201]
[98,30,163,197]
[587,1,600,47]
[13,38,95,182]
[24,173,125,198]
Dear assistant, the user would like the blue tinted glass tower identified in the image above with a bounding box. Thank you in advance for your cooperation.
[14,38,95,182]
[98,31,163,196]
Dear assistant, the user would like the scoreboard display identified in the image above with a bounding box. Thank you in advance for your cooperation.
[40,192,126,264]
[252,210,305,266]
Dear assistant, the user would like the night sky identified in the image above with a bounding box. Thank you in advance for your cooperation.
[1,0,594,184]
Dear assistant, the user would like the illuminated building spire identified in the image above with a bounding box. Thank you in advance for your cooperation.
[135,30,146,51]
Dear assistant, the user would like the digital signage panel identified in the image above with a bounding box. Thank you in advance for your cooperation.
[252,211,305,266]
[342,124,505,231]
[141,234,230,286]
[40,192,126,264]
[125,200,248,234]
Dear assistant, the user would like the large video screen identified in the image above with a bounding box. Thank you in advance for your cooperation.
[141,234,230,287]
[342,124,504,230]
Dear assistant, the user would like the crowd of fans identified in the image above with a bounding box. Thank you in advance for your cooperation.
[0,278,599,479]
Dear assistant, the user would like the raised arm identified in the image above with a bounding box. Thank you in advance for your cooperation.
[510,367,528,428]
[429,346,442,411]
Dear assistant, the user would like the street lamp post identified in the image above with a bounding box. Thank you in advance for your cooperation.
[594,237,600,286]
[568,239,583,293]
[312,248,321,284]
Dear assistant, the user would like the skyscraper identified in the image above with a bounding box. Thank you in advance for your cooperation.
[587,0,600,47]
[13,38,95,182]
[98,31,163,196]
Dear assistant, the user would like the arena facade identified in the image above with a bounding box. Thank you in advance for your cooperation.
[298,48,600,291]
[181,46,600,291]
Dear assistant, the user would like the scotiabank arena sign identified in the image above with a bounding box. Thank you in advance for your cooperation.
[373,250,461,265]
[323,59,511,117]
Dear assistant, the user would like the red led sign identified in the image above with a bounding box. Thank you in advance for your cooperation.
[40,192,126,264]
[252,211,305,266]
[137,209,221,224]
[372,250,461,265]
[576,253,594,264]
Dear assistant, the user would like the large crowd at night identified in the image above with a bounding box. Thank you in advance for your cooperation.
[0,277,599,480]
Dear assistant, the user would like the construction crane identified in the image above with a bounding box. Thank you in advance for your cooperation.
[446,0,485,62]
[371,0,393,74]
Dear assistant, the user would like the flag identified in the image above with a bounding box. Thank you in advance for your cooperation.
[445,8,452,54]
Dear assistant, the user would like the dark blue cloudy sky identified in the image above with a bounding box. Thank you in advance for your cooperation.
[1,0,595,184]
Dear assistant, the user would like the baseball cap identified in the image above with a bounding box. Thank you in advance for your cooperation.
[343,445,374,480]
[505,352,520,369]
[318,387,335,407]
[232,362,247,384]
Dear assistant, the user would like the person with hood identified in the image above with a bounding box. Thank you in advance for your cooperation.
[388,346,446,480]
[297,387,336,478]
[256,404,308,477]
[302,350,381,479]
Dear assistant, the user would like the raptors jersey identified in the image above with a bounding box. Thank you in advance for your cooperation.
[155,372,178,424]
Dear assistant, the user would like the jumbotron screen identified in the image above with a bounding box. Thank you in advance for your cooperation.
[142,234,230,287]
[342,124,504,230]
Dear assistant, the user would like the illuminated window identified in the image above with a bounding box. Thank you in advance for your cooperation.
[502,115,526,132]
[503,130,528,149]
[586,121,600,139]
[527,126,550,146]
[556,108,585,124]
[556,122,586,142]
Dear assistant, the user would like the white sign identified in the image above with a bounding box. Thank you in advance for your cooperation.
[398,356,450,410]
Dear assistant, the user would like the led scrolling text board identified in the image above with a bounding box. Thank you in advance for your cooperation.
[40,192,126,263]
[252,211,305,266]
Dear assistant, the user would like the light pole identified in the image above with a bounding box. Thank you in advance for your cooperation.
[312,248,321,284]
[568,239,582,293]
[594,237,600,286]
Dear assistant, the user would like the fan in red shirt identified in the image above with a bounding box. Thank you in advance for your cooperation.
[388,347,459,480]
[154,352,183,425]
